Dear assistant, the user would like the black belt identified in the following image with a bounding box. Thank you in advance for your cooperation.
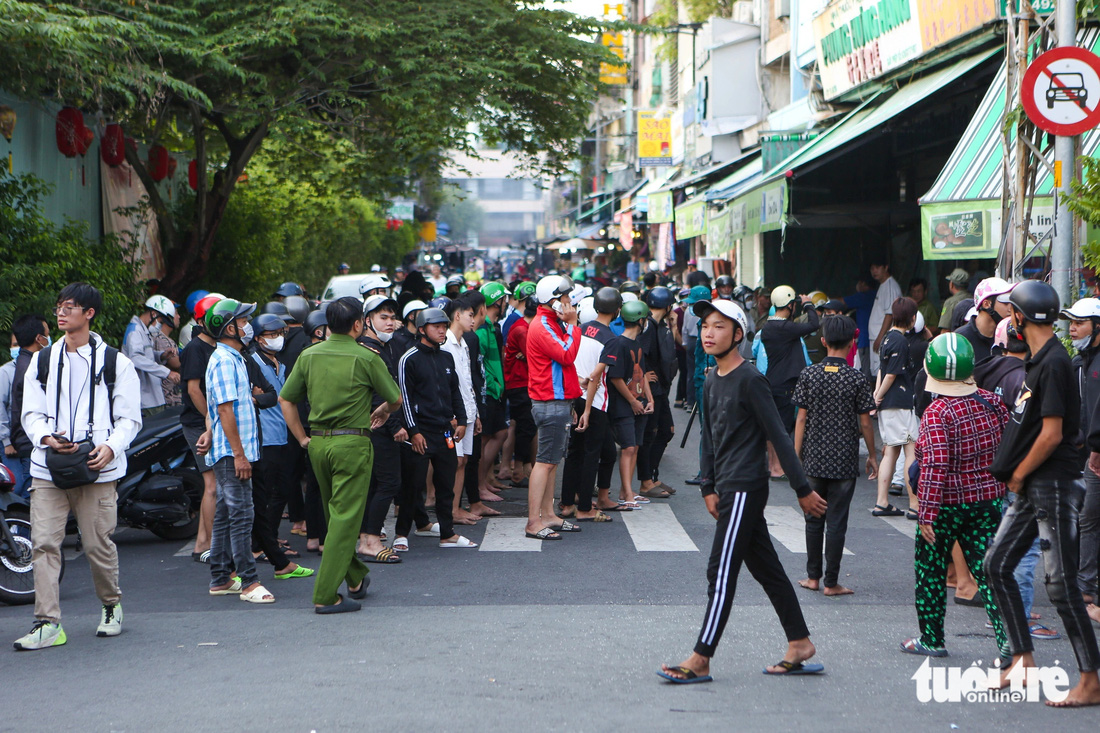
[310,428,370,437]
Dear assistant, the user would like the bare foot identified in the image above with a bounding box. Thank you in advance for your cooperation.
[763,638,816,674]
[478,491,503,502]
[995,653,1036,690]
[1047,673,1100,707]
[660,652,711,680]
[824,585,854,596]
[469,502,502,517]
[453,508,481,525]
[1088,603,1100,625]
[798,579,820,591]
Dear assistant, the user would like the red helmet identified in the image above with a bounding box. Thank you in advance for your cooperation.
[0,463,15,493]
[193,294,224,321]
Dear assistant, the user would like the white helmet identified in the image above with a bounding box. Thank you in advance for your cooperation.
[359,274,392,295]
[1061,297,1100,320]
[911,310,925,334]
[536,275,574,305]
[692,299,749,337]
[402,299,429,320]
[973,277,1013,308]
[621,292,639,303]
[570,284,592,306]
[370,264,382,272]
[145,295,176,320]
[578,297,597,324]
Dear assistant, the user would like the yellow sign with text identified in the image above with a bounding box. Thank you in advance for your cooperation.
[637,110,673,167]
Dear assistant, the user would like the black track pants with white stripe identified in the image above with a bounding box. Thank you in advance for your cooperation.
[694,489,810,657]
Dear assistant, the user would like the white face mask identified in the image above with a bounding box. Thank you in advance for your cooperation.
[240,322,254,345]
[375,329,394,343]
[262,335,285,352]
[1074,336,1092,351]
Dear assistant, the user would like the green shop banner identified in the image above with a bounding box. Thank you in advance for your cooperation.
[675,198,707,240]
[648,191,674,223]
[728,180,787,239]
[706,208,733,257]
[920,200,1056,260]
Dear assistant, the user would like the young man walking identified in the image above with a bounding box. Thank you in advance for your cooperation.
[441,295,483,525]
[987,280,1100,706]
[15,283,142,650]
[793,315,877,596]
[659,299,827,683]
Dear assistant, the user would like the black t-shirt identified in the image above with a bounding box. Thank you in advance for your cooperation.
[878,330,914,410]
[990,337,1082,482]
[179,336,217,428]
[955,319,994,365]
[601,334,645,419]
[278,326,310,374]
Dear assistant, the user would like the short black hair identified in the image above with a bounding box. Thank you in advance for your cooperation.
[463,290,487,312]
[57,282,102,321]
[326,297,362,335]
[643,272,657,288]
[446,293,476,319]
[908,277,928,291]
[821,314,856,349]
[12,314,48,348]
[869,255,890,268]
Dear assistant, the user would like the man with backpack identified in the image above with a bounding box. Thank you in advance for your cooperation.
[14,283,142,650]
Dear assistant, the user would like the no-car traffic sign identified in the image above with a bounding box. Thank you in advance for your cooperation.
[1021,46,1100,136]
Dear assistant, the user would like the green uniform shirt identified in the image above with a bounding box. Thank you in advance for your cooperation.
[938,290,971,330]
[916,299,938,332]
[280,333,400,430]
[477,321,505,401]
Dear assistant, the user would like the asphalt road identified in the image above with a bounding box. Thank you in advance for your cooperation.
[2,406,1095,732]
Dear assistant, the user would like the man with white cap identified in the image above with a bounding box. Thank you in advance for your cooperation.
[658,298,826,684]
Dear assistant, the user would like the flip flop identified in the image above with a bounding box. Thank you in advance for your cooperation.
[348,577,370,600]
[618,500,641,509]
[576,512,613,522]
[1030,623,1061,640]
[657,482,677,494]
[440,536,478,548]
[209,579,242,596]
[762,660,825,675]
[315,595,361,614]
[900,638,948,657]
[657,666,713,684]
[192,550,211,564]
[598,504,632,512]
[632,496,651,505]
[547,519,581,533]
[525,527,562,541]
[290,527,308,537]
[360,547,402,564]
[414,523,441,537]
[274,565,315,579]
[640,487,672,499]
[392,537,409,552]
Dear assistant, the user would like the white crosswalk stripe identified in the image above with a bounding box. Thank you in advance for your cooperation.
[764,506,854,555]
[622,503,698,552]
[175,540,195,557]
[478,517,542,551]
[877,513,916,537]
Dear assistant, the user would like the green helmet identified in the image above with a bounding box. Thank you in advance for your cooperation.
[205,298,256,338]
[925,332,975,382]
[513,281,537,302]
[620,300,651,324]
[480,281,508,308]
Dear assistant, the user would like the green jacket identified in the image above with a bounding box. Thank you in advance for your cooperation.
[477,321,505,401]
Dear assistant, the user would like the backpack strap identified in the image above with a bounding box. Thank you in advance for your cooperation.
[37,340,119,426]
[36,343,53,388]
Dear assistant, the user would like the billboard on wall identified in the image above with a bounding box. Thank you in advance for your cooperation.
[813,0,998,100]
[637,110,673,167]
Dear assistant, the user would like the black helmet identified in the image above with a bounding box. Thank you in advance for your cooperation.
[430,296,452,310]
[644,286,674,310]
[253,313,286,335]
[416,307,450,329]
[273,281,303,298]
[593,287,623,315]
[618,281,641,295]
[283,295,311,324]
[304,310,327,338]
[732,284,754,302]
[715,275,735,289]
[261,301,294,322]
[1008,280,1060,324]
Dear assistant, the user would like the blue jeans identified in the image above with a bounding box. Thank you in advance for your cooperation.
[210,456,258,589]
[1004,492,1041,617]
[16,455,31,501]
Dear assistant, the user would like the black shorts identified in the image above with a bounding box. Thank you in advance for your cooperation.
[771,388,796,434]
[611,413,647,449]
[481,396,508,435]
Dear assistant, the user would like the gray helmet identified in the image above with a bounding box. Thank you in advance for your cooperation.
[415,307,450,329]
[273,281,303,298]
[304,309,327,338]
[261,301,293,322]
[253,313,286,335]
[283,295,311,324]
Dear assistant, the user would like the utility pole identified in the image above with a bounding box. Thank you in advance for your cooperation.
[1052,0,1075,305]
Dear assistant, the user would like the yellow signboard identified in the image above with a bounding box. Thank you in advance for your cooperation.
[600,4,628,85]
[637,110,673,167]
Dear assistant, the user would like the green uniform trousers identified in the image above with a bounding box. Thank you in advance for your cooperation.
[308,434,374,606]
[914,499,1009,659]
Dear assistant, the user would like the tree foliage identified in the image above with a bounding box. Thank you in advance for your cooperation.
[0,172,144,353]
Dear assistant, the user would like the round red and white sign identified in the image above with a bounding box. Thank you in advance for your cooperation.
[1022,46,1100,136]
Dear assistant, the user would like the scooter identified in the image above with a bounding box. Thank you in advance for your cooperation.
[0,463,62,605]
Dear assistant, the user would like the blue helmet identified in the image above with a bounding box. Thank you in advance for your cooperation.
[185,290,210,317]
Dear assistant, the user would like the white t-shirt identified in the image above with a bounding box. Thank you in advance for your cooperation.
[442,329,477,422]
[428,275,447,293]
[869,276,902,344]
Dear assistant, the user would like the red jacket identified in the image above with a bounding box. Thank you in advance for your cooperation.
[525,306,581,401]
[504,317,530,390]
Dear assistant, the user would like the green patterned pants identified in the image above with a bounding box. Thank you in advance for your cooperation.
[914,500,1009,658]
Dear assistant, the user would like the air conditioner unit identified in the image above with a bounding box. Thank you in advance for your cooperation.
[733,0,754,23]
[773,0,790,19]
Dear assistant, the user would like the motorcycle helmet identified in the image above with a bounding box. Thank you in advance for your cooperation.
[0,462,14,493]
[618,281,641,296]
[402,299,429,321]
[536,275,574,305]
[593,286,622,315]
[925,333,977,396]
[644,286,674,310]
[185,290,210,318]
[283,295,311,324]
[416,307,451,329]
[205,299,256,339]
[513,281,537,303]
[194,294,225,322]
[261,301,294,323]
[770,285,797,310]
[273,282,303,298]
[430,296,452,311]
[570,285,593,307]
[364,295,399,315]
[304,310,328,339]
[481,281,508,308]
[714,275,735,290]
[145,294,177,321]
[359,274,392,295]
[620,300,651,325]
[253,313,287,335]
[1008,280,1060,324]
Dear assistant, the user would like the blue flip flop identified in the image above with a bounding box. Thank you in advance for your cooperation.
[762,661,825,675]
[657,666,713,684]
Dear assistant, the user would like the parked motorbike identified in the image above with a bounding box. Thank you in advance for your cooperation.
[114,406,203,540]
[0,463,62,605]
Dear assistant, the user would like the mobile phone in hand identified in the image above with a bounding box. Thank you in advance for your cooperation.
[50,432,70,444]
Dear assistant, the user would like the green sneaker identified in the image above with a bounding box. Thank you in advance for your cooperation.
[13,620,67,651]
[96,603,122,637]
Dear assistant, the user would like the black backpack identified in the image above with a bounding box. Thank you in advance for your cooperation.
[36,339,120,422]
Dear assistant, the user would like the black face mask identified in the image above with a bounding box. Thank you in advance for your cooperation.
[982,303,1004,325]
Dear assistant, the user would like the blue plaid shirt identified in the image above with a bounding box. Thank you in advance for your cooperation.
[205,343,260,465]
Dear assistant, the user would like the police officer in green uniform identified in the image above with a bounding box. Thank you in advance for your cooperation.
[279,297,402,614]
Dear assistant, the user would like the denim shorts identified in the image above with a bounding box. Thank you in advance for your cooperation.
[531,399,573,465]
[182,423,214,474]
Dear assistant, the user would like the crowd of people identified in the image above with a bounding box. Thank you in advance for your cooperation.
[5,259,1100,707]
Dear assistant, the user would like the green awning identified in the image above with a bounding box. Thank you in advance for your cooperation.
[674,195,707,239]
[919,29,1100,259]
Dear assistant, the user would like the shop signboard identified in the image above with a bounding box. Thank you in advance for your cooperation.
[637,110,673,167]
[648,190,674,223]
[675,198,707,240]
[920,200,1054,259]
[813,0,998,100]
[728,180,788,238]
[600,4,628,85]
[706,208,734,257]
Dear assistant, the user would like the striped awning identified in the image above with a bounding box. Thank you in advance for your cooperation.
[921,28,1100,205]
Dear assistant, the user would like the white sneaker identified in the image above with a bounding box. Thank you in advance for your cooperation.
[414,523,441,537]
[14,620,67,650]
[96,603,122,637]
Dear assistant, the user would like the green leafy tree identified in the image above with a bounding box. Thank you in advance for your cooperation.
[0,173,144,353]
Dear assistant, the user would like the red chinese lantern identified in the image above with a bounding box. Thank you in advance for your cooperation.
[100,124,125,167]
[55,107,85,158]
[147,145,169,182]
[188,160,198,191]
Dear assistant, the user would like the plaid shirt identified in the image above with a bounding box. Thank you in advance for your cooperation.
[915,388,1007,524]
[205,343,260,466]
